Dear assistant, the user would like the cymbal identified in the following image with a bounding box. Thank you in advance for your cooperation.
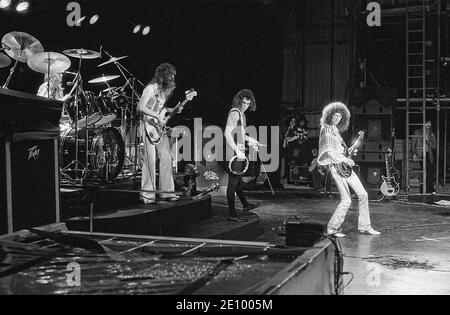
[88,75,120,84]
[1,31,44,63]
[27,52,71,74]
[98,56,128,67]
[0,53,11,68]
[101,86,118,93]
[63,48,101,59]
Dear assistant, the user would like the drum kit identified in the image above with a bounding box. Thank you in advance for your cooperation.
[1,31,145,184]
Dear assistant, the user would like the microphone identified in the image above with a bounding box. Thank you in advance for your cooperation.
[99,45,103,58]
[64,71,77,76]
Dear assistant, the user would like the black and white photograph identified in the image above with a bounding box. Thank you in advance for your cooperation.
[0,0,449,297]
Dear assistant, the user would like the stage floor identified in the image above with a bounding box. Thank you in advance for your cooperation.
[234,189,450,295]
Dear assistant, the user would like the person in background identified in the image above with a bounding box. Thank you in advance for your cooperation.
[411,120,437,194]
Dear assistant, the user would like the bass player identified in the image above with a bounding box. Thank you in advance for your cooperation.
[138,63,182,204]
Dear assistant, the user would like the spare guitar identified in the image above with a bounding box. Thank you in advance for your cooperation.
[334,130,365,178]
[144,89,197,145]
[380,148,400,197]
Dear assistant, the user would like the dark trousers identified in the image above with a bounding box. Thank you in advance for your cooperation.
[219,160,249,217]
[426,154,435,193]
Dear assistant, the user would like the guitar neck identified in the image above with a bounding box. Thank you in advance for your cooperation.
[164,99,188,123]
[347,137,362,156]
[385,153,392,178]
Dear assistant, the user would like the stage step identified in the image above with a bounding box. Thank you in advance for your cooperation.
[64,195,213,236]
[179,204,264,241]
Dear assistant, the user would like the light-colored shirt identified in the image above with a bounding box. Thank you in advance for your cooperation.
[37,82,64,100]
[144,83,166,113]
[318,124,347,166]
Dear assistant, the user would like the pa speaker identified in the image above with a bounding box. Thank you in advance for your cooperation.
[0,137,60,235]
[349,87,396,110]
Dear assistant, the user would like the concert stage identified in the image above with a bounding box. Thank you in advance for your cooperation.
[0,224,340,295]
[60,181,263,240]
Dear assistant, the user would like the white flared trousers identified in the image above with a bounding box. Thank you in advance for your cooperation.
[328,165,371,231]
[141,133,175,201]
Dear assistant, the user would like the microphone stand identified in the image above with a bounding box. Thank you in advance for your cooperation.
[72,54,85,183]
[2,49,23,89]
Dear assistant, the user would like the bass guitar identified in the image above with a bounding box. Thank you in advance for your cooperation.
[334,130,365,178]
[380,148,400,197]
[144,89,197,144]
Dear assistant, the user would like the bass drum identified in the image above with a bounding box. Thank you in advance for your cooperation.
[60,127,125,181]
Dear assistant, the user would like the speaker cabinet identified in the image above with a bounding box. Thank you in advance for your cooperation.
[0,137,60,235]
[357,162,385,188]
[350,88,394,147]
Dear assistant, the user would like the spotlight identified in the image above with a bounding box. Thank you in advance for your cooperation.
[0,0,11,9]
[142,26,150,36]
[90,14,99,25]
[133,25,141,34]
[15,0,29,12]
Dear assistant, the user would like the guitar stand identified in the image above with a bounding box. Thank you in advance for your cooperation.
[375,194,394,202]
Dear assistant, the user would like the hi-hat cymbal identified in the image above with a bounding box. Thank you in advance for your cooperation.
[88,75,120,84]
[27,52,71,74]
[63,48,101,59]
[101,86,118,93]
[1,31,44,63]
[98,56,128,67]
[0,53,11,68]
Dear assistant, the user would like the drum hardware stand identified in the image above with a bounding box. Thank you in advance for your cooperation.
[103,49,143,182]
[63,57,88,184]
[255,144,275,196]
[103,49,145,90]
[2,48,23,89]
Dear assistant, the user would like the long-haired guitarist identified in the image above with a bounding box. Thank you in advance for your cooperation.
[222,89,259,222]
[318,102,380,237]
[137,63,181,204]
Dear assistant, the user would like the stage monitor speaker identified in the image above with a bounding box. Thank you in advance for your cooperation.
[195,160,229,190]
[0,137,60,235]
[356,161,385,189]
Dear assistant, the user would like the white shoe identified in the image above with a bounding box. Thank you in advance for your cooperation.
[162,195,180,201]
[327,229,346,238]
[359,227,381,235]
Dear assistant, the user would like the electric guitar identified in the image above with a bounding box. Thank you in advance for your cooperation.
[144,89,197,144]
[334,130,365,178]
[380,148,400,197]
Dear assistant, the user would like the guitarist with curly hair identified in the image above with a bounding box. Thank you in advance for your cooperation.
[318,102,380,238]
